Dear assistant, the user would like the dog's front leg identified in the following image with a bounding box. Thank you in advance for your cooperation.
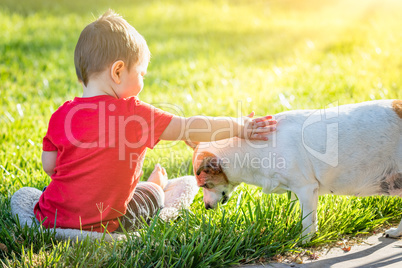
[293,182,319,241]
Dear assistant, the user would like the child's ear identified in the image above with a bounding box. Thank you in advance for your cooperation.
[111,60,125,84]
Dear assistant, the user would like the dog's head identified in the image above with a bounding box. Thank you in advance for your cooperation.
[186,141,237,209]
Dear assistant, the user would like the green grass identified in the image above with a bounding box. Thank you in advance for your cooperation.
[1,0,402,266]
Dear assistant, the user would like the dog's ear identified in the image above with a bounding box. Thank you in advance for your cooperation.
[185,140,199,150]
[196,156,222,176]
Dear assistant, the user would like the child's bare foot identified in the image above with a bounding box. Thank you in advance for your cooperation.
[147,164,168,190]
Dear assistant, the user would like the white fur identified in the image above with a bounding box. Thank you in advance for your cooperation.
[194,100,402,239]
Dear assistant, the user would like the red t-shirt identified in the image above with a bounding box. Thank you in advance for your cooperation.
[34,95,173,232]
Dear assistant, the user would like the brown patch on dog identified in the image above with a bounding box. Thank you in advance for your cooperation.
[381,172,402,196]
[196,156,221,176]
[197,168,229,187]
[193,150,229,187]
[392,100,402,119]
[381,181,390,195]
[193,151,216,174]
[392,173,402,189]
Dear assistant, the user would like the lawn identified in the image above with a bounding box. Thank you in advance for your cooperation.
[1,0,402,266]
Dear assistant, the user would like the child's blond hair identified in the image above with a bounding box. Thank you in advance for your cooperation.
[74,10,150,86]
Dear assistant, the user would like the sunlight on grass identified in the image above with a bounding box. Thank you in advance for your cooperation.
[1,0,402,266]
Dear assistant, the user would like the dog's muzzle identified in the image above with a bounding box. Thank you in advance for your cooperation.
[204,193,228,210]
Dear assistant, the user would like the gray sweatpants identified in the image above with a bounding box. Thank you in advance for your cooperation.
[118,182,164,231]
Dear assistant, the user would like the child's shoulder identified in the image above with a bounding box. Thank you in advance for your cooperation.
[49,95,153,119]
[49,99,75,117]
[53,95,117,113]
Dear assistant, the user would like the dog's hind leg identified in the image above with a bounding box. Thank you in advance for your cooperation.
[384,219,402,238]
[385,138,402,238]
[293,182,319,241]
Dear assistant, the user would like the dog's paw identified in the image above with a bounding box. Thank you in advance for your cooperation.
[384,228,402,238]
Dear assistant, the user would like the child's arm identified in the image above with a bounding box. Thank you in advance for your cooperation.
[160,112,276,141]
[42,151,57,177]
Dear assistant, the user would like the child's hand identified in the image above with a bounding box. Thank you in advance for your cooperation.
[240,112,277,140]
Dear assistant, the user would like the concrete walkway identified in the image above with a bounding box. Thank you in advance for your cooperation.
[241,234,402,268]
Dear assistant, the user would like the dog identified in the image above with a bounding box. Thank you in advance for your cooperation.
[186,100,402,239]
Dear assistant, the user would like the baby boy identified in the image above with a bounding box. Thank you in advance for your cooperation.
[34,10,277,232]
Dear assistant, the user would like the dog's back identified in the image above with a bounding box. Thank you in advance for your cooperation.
[274,99,402,197]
